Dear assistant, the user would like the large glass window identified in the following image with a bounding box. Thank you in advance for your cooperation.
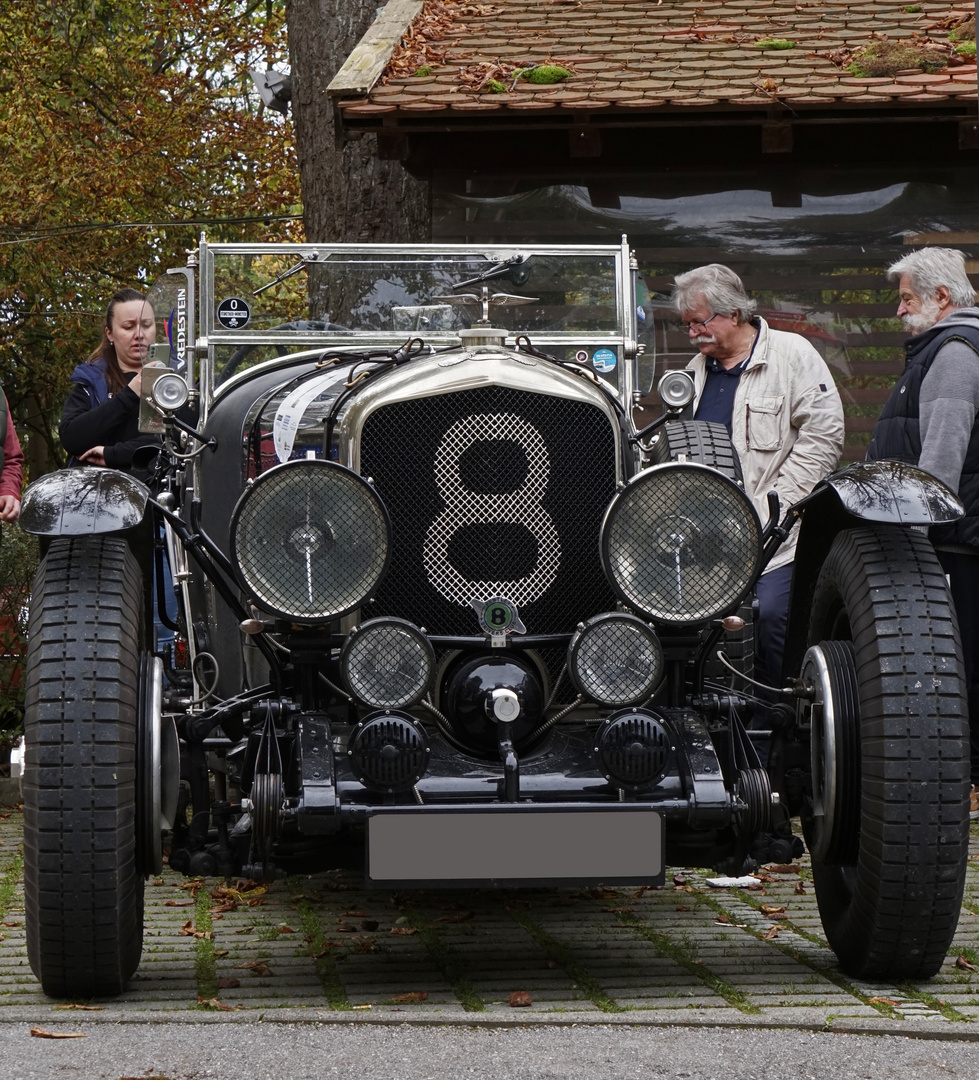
[434,170,979,460]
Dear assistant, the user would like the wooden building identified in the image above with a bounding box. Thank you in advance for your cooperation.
[329,0,978,458]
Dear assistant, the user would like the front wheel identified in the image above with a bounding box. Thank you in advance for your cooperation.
[801,526,969,980]
[23,536,146,997]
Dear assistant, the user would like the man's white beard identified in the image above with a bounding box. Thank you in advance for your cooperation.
[902,296,942,335]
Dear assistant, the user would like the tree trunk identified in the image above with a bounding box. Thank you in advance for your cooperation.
[286,0,429,244]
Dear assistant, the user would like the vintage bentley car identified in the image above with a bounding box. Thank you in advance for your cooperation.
[20,239,970,998]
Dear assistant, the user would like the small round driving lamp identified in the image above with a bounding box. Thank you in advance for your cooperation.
[657,369,695,411]
[600,462,762,626]
[341,618,435,709]
[568,612,664,706]
[150,371,190,412]
[231,459,391,622]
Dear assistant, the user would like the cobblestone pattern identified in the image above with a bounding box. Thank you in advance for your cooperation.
[2,808,979,1030]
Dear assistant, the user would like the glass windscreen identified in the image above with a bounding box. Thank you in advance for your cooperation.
[208,250,620,338]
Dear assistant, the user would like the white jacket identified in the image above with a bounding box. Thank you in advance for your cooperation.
[686,317,845,572]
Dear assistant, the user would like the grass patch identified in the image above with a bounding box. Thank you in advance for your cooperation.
[0,852,23,919]
[508,907,623,1013]
[756,38,795,49]
[293,894,351,1011]
[405,906,485,1012]
[898,980,969,1022]
[193,888,217,1002]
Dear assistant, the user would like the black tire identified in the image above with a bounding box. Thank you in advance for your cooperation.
[665,420,743,483]
[23,536,146,997]
[803,526,969,980]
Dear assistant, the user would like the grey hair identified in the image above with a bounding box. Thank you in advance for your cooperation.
[671,264,758,323]
[888,248,976,308]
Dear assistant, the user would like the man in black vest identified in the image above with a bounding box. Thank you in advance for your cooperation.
[867,247,979,814]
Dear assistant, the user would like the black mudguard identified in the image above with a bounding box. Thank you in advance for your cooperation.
[19,466,150,537]
[782,460,963,679]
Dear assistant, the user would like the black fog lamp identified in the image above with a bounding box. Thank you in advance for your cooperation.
[231,460,391,622]
[568,612,664,706]
[341,618,435,709]
[150,371,190,412]
[600,462,761,626]
[347,712,430,794]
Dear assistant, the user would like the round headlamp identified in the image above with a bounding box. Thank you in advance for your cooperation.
[657,369,695,411]
[231,460,391,622]
[568,612,664,706]
[150,371,190,412]
[600,462,761,626]
[341,618,435,709]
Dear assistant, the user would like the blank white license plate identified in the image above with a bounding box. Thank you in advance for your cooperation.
[367,806,663,887]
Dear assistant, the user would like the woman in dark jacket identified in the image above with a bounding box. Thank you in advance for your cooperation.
[59,287,161,470]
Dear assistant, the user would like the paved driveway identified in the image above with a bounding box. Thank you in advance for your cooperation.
[2,807,979,1036]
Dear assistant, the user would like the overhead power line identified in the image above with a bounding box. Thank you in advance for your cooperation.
[0,213,303,247]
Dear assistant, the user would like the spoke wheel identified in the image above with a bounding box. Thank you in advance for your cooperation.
[23,537,146,997]
[802,526,969,979]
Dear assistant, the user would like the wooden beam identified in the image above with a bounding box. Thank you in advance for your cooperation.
[327,0,425,99]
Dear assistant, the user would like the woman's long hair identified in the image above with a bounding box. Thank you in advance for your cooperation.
[86,287,149,395]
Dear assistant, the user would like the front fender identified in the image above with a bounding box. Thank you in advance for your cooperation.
[782,460,963,680]
[20,466,151,537]
[808,460,963,526]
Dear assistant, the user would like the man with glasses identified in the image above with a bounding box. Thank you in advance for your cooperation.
[670,263,844,715]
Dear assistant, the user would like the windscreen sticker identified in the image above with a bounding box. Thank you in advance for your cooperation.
[592,348,617,373]
[216,297,251,329]
[272,373,338,462]
[574,350,589,363]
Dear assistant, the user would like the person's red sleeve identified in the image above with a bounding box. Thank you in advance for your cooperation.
[0,395,24,500]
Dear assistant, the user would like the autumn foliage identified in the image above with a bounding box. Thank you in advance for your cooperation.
[0,0,300,476]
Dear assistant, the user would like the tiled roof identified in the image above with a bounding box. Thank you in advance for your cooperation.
[331,0,977,123]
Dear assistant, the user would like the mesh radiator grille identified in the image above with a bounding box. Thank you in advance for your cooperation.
[359,387,618,635]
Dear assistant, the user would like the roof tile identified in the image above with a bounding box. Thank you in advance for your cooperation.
[337,0,978,120]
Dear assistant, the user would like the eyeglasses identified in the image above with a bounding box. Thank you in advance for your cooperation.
[678,312,720,333]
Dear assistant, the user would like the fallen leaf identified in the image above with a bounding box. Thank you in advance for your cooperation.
[30,1027,86,1038]
[165,900,194,907]
[197,997,234,1011]
[353,935,380,953]
[509,991,533,1007]
[675,904,692,912]
[233,926,255,935]
[236,960,273,976]
[868,996,901,1006]
[278,925,296,934]
[389,927,419,936]
[52,1004,104,1011]
[210,901,236,914]
[312,942,341,957]
[762,925,780,940]
[213,950,229,958]
[246,897,266,907]
[179,920,212,940]
[715,913,732,924]
[336,922,358,933]
[435,910,474,923]
[2,921,20,927]
[631,886,649,899]
[956,955,978,971]
[216,977,240,989]
[760,905,786,918]
[794,881,807,895]
[766,864,801,874]
[341,910,368,917]
[391,991,428,1002]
